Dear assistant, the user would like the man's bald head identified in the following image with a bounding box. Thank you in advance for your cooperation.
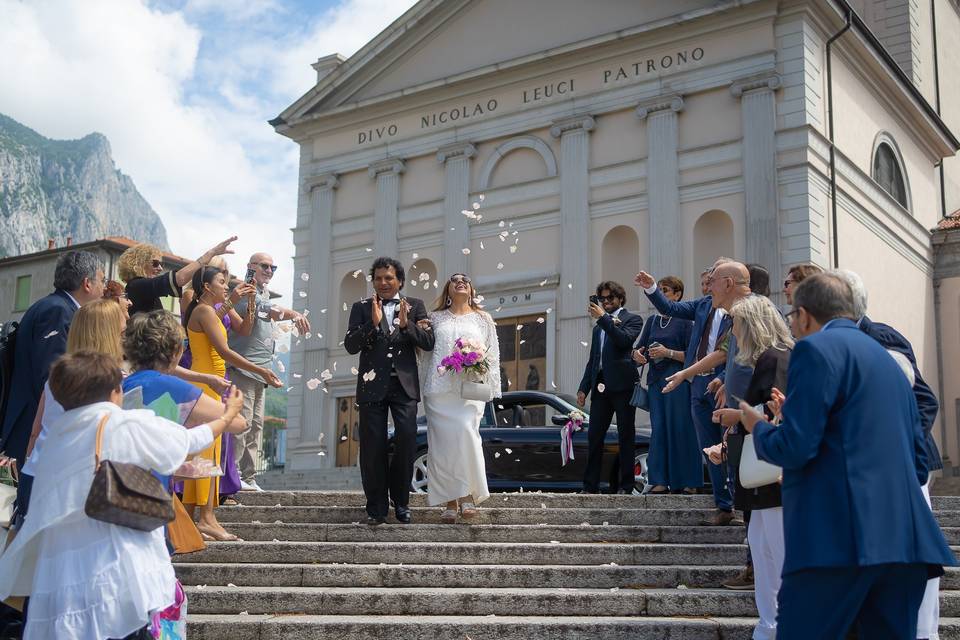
[709,261,751,310]
[249,252,271,265]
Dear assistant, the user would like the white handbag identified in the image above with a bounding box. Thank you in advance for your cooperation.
[739,434,782,489]
[461,379,492,402]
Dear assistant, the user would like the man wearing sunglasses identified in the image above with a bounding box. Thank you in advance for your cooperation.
[577,281,644,494]
[227,253,309,491]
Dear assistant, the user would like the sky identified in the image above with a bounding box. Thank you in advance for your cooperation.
[0,0,418,303]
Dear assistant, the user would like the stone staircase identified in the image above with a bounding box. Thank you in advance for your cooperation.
[176,492,960,639]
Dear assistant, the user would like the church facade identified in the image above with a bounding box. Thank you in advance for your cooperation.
[272,0,960,481]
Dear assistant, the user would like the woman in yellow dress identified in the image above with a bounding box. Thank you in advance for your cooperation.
[182,266,282,540]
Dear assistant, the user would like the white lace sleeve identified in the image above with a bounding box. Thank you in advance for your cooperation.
[483,312,502,399]
[417,311,441,394]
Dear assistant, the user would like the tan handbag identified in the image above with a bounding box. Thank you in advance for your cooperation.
[84,414,175,532]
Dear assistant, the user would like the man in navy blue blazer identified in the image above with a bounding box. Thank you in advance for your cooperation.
[576,281,644,494]
[741,273,954,639]
[1,252,104,494]
[635,260,741,523]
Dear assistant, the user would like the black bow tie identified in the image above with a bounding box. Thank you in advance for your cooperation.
[381,299,400,306]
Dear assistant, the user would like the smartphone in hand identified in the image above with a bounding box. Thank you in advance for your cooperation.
[244,267,256,284]
[589,295,599,306]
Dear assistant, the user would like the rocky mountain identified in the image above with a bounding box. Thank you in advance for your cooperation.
[0,114,168,258]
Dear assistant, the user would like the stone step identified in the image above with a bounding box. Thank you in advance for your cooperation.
[219,522,750,544]
[174,562,747,589]
[183,585,960,618]
[185,615,960,640]
[233,490,960,511]
[214,505,750,526]
[177,541,749,566]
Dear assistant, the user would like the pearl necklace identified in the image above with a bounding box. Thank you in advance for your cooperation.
[658,315,672,329]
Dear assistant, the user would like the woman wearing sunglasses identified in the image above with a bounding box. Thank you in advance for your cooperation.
[117,236,238,317]
[418,274,501,523]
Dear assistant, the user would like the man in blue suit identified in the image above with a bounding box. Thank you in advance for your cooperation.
[634,259,740,524]
[1,252,104,483]
[740,273,954,639]
[577,281,643,494]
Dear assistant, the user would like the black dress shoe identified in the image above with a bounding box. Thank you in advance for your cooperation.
[366,515,386,526]
[395,506,412,524]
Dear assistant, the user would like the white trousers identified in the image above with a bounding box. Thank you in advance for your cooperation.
[918,480,940,640]
[748,507,785,640]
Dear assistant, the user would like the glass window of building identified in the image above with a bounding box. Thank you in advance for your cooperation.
[872,141,908,210]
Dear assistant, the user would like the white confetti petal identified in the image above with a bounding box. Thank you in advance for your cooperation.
[537,317,545,323]
[479,194,485,201]
[306,378,321,390]
[597,383,606,393]
[320,369,333,382]
[580,341,589,347]
[539,279,548,286]
[343,303,348,311]
[494,452,501,458]
[412,252,419,259]
[298,291,307,298]
[509,246,517,254]
[498,220,505,228]
[42,330,59,339]
[365,247,373,252]
[516,324,523,331]
[462,248,471,255]
[546,307,553,314]
[472,202,480,210]
[352,270,362,279]
[505,448,512,454]
[300,273,310,281]
[551,380,558,389]
[419,272,430,281]
[567,283,573,289]
[497,263,504,270]
[351,367,359,375]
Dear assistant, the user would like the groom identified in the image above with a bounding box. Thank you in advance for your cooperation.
[344,257,435,525]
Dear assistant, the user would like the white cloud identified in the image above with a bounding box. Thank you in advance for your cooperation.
[0,0,413,303]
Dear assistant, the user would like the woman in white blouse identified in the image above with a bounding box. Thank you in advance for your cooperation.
[0,351,246,640]
[419,274,501,523]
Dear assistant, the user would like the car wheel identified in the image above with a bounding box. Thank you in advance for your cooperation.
[411,451,428,494]
[634,452,649,494]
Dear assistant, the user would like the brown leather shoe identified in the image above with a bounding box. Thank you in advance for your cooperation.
[721,564,754,590]
[700,509,741,526]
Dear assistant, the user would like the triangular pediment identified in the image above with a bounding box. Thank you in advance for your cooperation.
[278,0,718,126]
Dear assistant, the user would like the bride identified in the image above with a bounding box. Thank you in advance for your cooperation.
[419,273,501,523]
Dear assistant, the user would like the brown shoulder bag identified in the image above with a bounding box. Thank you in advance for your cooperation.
[84,414,175,532]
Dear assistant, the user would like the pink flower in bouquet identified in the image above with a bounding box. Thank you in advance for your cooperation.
[439,336,490,377]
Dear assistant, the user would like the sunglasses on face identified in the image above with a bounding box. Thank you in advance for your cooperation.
[256,263,278,273]
[150,260,162,269]
[450,275,471,284]
[596,295,615,302]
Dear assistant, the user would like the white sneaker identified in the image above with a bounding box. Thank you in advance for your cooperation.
[239,480,261,492]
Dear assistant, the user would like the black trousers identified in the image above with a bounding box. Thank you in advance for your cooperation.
[583,376,636,492]
[358,376,419,519]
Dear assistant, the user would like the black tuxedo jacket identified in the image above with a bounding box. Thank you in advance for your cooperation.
[344,296,434,403]
[578,308,644,398]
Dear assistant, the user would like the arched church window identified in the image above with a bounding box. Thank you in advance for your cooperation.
[871,138,909,211]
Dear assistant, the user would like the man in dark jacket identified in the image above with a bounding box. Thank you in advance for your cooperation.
[344,257,435,525]
[577,281,643,494]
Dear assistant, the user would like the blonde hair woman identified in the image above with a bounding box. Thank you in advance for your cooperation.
[117,236,237,316]
[20,299,127,520]
[418,274,501,523]
[712,294,793,640]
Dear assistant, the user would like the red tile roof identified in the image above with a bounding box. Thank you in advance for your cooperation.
[937,210,960,230]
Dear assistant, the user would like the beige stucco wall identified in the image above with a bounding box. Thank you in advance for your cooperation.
[937,275,960,466]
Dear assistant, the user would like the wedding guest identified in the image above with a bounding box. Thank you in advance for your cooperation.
[103,280,132,319]
[631,277,700,494]
[1,251,104,470]
[834,268,943,640]
[178,255,229,319]
[782,263,822,305]
[228,253,309,492]
[711,294,793,640]
[577,281,644,494]
[420,274,501,522]
[741,274,955,638]
[635,260,738,523]
[118,236,237,316]
[745,264,770,298]
[182,267,280,540]
[344,257,434,525]
[123,311,248,547]
[0,351,243,640]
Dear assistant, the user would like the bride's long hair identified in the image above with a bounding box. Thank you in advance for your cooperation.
[433,273,483,312]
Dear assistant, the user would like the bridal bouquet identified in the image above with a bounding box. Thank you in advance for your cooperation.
[560,409,586,466]
[438,337,492,401]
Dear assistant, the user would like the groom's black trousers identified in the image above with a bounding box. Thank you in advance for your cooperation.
[358,376,419,519]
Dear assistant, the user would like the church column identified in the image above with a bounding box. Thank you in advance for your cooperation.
[731,74,782,296]
[437,142,477,276]
[291,173,338,466]
[368,158,405,258]
[550,115,594,393]
[636,95,684,280]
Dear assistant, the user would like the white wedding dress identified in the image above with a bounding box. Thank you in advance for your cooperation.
[419,309,501,507]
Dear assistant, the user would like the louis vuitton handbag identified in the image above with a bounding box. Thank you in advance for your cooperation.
[84,414,175,532]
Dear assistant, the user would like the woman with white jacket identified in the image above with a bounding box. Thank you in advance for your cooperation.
[0,351,245,640]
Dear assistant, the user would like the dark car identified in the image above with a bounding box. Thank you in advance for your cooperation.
[393,390,650,493]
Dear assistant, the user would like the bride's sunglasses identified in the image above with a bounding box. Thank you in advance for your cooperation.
[450,275,472,285]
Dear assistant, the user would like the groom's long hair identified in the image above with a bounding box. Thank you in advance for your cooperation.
[433,273,483,312]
